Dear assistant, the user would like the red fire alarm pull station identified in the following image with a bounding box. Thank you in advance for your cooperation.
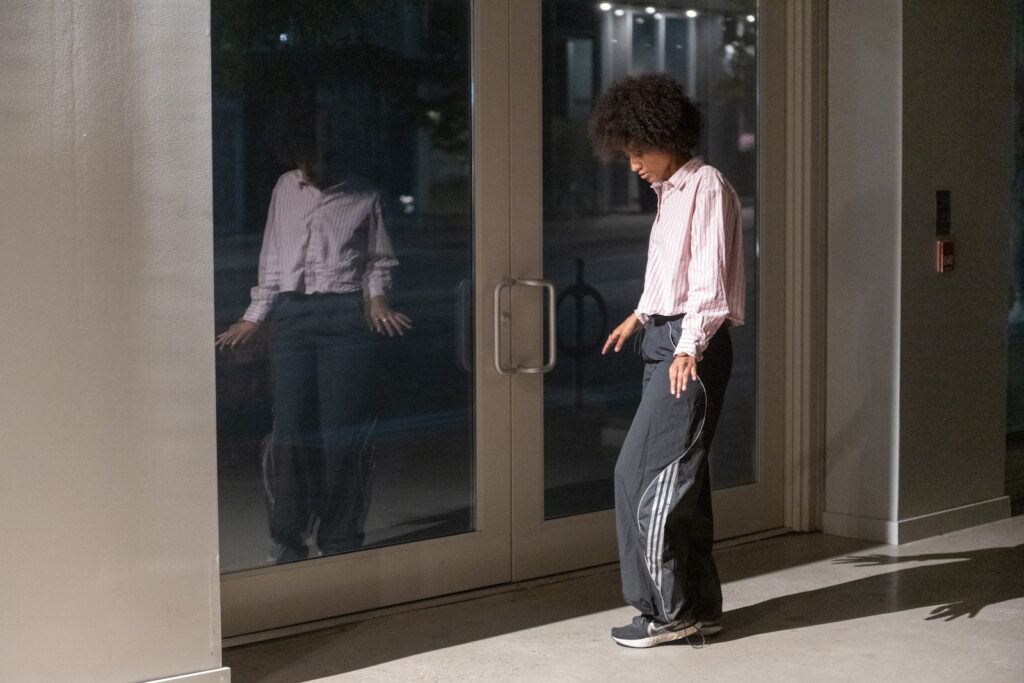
[937,239,954,272]
[936,191,953,273]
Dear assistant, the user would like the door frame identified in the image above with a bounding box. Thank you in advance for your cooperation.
[218,0,828,638]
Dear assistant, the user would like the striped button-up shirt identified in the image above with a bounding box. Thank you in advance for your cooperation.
[243,170,398,323]
[635,157,745,360]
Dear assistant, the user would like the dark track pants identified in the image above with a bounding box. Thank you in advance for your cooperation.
[614,315,732,623]
[267,292,377,556]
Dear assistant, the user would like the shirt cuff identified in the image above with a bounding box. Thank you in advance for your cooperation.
[674,338,703,361]
[243,301,271,323]
[634,310,649,325]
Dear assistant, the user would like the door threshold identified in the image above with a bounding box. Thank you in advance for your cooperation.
[223,562,619,648]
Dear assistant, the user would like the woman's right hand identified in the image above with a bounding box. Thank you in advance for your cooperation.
[216,320,260,350]
[602,313,642,354]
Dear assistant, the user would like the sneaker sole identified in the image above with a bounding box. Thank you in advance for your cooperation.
[612,622,701,648]
[699,622,723,636]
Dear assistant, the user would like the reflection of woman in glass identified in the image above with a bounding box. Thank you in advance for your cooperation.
[216,106,411,562]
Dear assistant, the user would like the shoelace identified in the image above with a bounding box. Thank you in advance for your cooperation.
[684,627,707,649]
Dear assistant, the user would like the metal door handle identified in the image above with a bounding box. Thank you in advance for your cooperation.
[456,278,473,373]
[493,278,516,376]
[492,277,557,376]
[515,279,556,374]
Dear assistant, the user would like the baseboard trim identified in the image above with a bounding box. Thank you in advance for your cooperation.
[823,496,1011,545]
[897,496,1012,544]
[822,511,898,544]
[146,667,230,683]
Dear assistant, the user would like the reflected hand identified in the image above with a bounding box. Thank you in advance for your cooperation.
[670,354,697,397]
[216,320,260,350]
[602,314,642,354]
[368,295,412,337]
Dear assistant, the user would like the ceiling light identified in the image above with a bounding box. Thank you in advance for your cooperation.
[599,2,612,10]
[686,9,698,18]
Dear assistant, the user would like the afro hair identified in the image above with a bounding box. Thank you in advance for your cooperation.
[588,73,701,162]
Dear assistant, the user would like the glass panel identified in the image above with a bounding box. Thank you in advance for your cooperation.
[1009,0,1024,514]
[542,0,758,518]
[211,0,474,571]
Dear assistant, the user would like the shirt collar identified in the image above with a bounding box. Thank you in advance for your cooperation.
[297,170,349,192]
[651,156,703,193]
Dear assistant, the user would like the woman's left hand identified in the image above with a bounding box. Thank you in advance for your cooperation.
[367,295,413,337]
[669,353,698,398]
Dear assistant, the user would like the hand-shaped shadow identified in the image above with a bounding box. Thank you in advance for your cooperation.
[717,544,1024,640]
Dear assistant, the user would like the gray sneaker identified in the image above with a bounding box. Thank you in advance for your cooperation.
[610,614,701,648]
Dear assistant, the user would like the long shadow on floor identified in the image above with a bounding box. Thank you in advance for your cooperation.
[224,533,878,681]
[717,544,1024,642]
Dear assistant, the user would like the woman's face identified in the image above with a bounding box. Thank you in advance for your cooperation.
[627,149,685,184]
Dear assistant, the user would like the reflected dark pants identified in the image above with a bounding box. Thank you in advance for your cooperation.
[614,316,731,623]
[268,292,376,555]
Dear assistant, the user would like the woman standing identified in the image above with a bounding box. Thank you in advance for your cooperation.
[591,74,745,647]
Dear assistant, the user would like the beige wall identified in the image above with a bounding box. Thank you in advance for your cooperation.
[826,0,1012,543]
[898,0,1012,525]
[0,3,225,681]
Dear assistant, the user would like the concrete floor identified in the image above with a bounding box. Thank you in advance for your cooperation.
[224,515,1024,682]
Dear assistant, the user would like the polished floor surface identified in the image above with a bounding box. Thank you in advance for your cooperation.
[224,515,1024,682]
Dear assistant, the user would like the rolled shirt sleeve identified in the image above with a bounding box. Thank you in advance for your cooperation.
[361,195,398,298]
[243,187,283,323]
[676,189,733,360]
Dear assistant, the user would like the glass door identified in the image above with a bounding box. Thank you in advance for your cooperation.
[509,0,785,580]
[212,0,516,637]
[211,0,784,637]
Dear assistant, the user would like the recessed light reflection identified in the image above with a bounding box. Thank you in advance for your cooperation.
[746,14,756,23]
[645,6,656,13]
[614,8,625,16]
[599,2,612,10]
[686,9,698,18]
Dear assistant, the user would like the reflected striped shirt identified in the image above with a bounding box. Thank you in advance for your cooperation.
[634,157,745,360]
[243,170,398,323]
